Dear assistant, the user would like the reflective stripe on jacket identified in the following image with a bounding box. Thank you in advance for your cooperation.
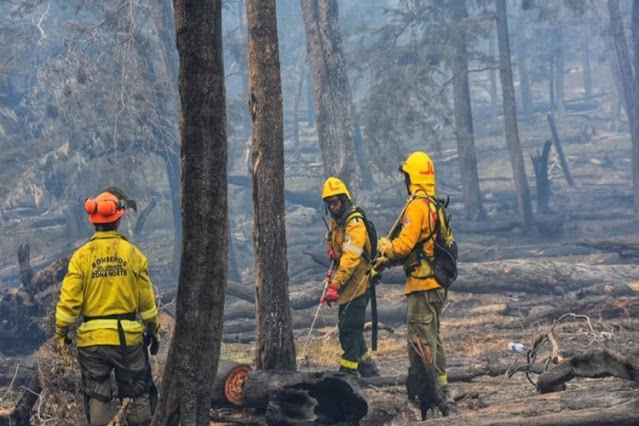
[327,210,371,305]
[55,231,158,347]
[385,185,441,294]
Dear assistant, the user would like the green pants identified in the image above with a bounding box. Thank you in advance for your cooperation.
[337,291,370,371]
[78,344,155,426]
[406,288,447,387]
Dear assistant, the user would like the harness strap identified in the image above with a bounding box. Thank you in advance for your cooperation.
[84,313,137,381]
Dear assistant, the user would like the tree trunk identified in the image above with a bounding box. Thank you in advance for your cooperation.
[546,113,574,186]
[514,16,532,121]
[450,0,485,221]
[301,0,359,188]
[154,0,182,278]
[152,1,228,425]
[581,27,593,97]
[246,0,297,371]
[531,140,552,214]
[495,0,534,232]
[554,28,566,122]
[489,29,498,121]
[210,361,368,425]
[608,0,639,216]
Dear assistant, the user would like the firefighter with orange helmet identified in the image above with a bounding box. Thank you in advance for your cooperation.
[55,188,159,426]
[321,177,378,377]
[373,152,452,413]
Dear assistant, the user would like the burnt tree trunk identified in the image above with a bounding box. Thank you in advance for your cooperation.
[301,0,359,187]
[450,0,485,221]
[495,0,534,232]
[608,0,639,216]
[247,0,297,371]
[151,1,228,425]
[531,140,552,214]
[209,360,367,425]
[537,348,639,394]
[546,113,574,186]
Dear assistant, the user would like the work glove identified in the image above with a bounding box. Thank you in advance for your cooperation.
[372,256,390,273]
[54,325,71,366]
[327,246,336,261]
[378,237,391,255]
[320,285,339,307]
[145,322,161,356]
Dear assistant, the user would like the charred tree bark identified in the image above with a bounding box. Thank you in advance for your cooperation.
[301,0,359,187]
[450,0,485,221]
[531,140,552,214]
[608,0,639,216]
[247,0,296,371]
[17,244,33,292]
[574,237,639,258]
[537,348,639,394]
[152,1,228,425]
[495,0,534,232]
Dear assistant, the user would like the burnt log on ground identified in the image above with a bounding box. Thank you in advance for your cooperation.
[452,260,639,295]
[223,302,407,336]
[210,360,367,425]
[417,379,639,426]
[0,369,41,426]
[507,296,639,327]
[574,237,639,259]
[536,348,639,394]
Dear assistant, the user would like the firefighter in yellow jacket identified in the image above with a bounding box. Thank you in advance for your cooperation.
[55,189,159,426]
[321,177,379,377]
[373,152,451,403]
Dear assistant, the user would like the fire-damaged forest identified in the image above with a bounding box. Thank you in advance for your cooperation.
[1,0,639,425]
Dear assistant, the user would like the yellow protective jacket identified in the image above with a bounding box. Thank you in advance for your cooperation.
[385,183,441,294]
[326,208,372,305]
[55,231,158,347]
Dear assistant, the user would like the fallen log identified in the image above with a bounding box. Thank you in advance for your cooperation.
[574,237,639,259]
[210,360,367,425]
[0,369,41,426]
[536,348,639,394]
[453,260,639,295]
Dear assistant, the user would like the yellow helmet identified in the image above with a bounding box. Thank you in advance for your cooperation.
[321,177,351,200]
[400,151,435,185]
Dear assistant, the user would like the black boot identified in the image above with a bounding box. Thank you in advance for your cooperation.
[358,358,379,378]
[338,365,359,376]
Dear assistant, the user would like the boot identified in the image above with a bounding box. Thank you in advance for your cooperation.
[338,365,359,376]
[358,358,379,378]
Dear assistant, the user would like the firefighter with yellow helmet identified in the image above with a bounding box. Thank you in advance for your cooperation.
[373,152,452,408]
[55,188,159,426]
[321,177,379,377]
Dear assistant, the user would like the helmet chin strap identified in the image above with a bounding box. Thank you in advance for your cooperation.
[404,173,411,195]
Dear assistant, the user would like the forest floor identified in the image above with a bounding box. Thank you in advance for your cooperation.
[2,111,639,425]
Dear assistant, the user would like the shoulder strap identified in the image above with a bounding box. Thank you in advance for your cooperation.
[345,208,372,262]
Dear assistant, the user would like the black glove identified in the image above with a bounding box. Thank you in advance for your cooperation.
[145,322,161,355]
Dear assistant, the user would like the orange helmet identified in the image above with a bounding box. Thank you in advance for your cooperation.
[84,191,126,224]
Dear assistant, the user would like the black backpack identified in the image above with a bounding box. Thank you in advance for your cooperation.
[346,207,378,263]
[429,196,458,288]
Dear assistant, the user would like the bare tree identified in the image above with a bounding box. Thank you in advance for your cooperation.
[301,0,359,187]
[152,1,228,424]
[495,0,534,232]
[608,0,639,216]
[246,0,297,371]
[450,0,485,221]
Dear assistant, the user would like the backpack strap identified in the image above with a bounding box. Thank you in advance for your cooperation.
[345,209,372,263]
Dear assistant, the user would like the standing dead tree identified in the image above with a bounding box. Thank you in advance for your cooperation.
[246,0,297,371]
